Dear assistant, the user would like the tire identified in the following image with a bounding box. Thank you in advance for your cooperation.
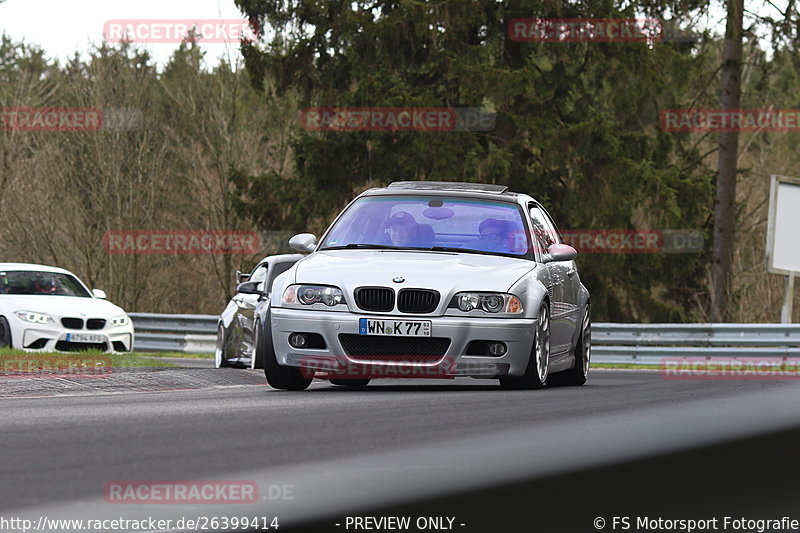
[0,317,12,349]
[215,325,230,368]
[500,302,550,390]
[549,305,591,387]
[330,378,370,388]
[263,332,312,391]
[251,320,265,370]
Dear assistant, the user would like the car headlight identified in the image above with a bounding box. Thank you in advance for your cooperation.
[111,315,130,327]
[14,311,55,324]
[449,293,524,315]
[282,285,345,307]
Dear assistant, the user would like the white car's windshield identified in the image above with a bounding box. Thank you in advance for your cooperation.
[321,195,531,257]
[0,270,92,297]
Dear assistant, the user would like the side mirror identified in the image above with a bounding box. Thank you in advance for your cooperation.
[236,281,265,296]
[236,270,250,283]
[92,289,107,299]
[543,243,577,263]
[289,233,318,253]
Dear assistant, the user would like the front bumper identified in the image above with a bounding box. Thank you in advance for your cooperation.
[11,318,134,353]
[271,307,536,378]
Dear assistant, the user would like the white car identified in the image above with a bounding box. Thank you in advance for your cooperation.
[0,263,134,353]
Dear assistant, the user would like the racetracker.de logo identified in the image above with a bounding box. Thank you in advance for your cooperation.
[103,19,257,44]
[508,18,663,42]
[0,108,102,132]
[662,357,800,380]
[0,355,112,379]
[299,357,458,379]
[104,481,259,504]
[103,231,261,255]
[560,229,704,254]
[661,108,800,132]
[508,229,704,254]
[300,107,495,132]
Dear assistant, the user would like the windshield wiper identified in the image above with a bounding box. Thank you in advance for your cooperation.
[322,243,401,250]
[429,246,526,258]
[428,246,498,256]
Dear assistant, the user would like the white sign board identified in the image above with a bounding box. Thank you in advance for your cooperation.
[766,175,800,275]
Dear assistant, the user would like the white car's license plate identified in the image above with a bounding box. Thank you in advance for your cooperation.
[359,318,431,337]
[66,333,104,343]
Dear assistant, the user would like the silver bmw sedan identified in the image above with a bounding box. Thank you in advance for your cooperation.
[259,181,591,391]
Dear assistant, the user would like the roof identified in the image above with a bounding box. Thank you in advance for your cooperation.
[387,181,510,194]
[0,263,75,275]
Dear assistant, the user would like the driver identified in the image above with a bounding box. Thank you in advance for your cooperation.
[387,211,419,247]
[32,275,56,294]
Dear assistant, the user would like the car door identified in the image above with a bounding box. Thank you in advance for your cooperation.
[528,204,577,354]
[539,205,580,315]
[233,262,268,358]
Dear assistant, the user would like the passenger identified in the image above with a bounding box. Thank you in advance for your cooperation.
[464,218,511,252]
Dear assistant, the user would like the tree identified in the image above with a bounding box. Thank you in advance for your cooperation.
[710,0,744,322]
[234,0,715,321]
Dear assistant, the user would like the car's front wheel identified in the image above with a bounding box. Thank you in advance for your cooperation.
[215,325,229,368]
[499,302,550,390]
[263,336,313,392]
[0,317,12,349]
[251,320,264,370]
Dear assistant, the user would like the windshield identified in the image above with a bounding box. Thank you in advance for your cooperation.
[320,195,531,257]
[0,270,92,297]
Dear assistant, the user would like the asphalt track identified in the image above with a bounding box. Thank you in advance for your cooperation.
[2,369,800,532]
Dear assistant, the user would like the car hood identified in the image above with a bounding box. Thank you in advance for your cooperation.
[0,295,125,318]
[294,250,536,293]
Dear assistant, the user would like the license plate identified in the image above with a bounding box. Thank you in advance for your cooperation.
[66,333,104,343]
[359,318,431,337]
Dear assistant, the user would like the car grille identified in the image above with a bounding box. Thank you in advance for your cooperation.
[397,289,440,314]
[61,318,84,330]
[86,319,106,330]
[338,334,450,362]
[354,287,395,312]
[55,341,108,352]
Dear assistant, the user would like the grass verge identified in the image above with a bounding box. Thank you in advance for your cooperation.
[0,348,176,369]
[593,363,662,370]
[141,352,215,359]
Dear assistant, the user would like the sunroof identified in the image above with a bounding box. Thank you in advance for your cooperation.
[387,181,509,194]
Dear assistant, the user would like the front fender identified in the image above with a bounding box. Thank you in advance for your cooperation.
[508,264,551,319]
[219,299,238,329]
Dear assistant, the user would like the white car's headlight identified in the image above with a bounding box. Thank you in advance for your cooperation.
[448,293,524,315]
[14,311,55,324]
[282,285,345,307]
[111,315,130,327]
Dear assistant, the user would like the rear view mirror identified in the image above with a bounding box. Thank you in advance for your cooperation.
[544,243,577,263]
[92,289,107,299]
[289,233,318,253]
[236,281,264,295]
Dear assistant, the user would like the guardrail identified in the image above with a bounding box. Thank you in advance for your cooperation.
[130,314,800,363]
[592,323,800,363]
[131,313,218,355]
